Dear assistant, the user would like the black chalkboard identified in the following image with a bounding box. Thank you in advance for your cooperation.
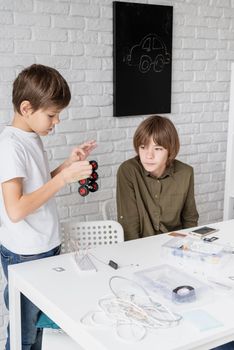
[113,1,173,117]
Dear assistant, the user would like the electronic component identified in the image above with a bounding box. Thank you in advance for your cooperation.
[203,236,219,242]
[109,260,118,270]
[172,285,196,303]
[190,226,219,238]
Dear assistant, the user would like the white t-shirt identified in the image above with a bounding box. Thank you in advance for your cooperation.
[0,126,61,254]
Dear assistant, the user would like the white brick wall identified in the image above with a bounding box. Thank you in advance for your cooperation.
[0,0,234,347]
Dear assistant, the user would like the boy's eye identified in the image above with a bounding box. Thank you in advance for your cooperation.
[155,147,163,151]
[139,145,145,149]
[48,114,55,118]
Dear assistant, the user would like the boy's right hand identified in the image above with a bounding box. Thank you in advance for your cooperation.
[61,160,92,184]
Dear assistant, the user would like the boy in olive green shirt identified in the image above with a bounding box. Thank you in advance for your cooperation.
[118,116,234,350]
[117,115,198,241]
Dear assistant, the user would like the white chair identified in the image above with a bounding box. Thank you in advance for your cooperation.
[60,219,124,252]
[102,199,117,221]
[42,220,124,350]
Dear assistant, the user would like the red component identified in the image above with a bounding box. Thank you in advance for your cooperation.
[88,182,99,192]
[90,160,98,171]
[78,186,89,197]
[78,178,88,185]
[90,171,98,181]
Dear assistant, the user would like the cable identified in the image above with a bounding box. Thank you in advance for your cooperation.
[80,276,182,342]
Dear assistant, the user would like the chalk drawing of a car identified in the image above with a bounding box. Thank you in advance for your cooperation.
[127,34,171,73]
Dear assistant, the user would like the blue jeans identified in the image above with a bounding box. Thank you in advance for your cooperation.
[212,343,234,350]
[0,244,61,350]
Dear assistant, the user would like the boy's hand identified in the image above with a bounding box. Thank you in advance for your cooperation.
[67,140,97,165]
[51,140,96,180]
[61,160,92,184]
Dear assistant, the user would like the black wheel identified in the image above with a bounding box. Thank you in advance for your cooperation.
[90,171,98,181]
[90,160,98,171]
[78,185,89,196]
[88,182,99,192]
[78,178,88,186]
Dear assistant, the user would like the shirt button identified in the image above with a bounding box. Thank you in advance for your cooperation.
[155,194,158,198]
[156,226,159,230]
[120,216,123,219]
[157,180,160,183]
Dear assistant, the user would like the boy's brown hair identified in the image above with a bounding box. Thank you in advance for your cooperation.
[133,115,180,166]
[12,64,71,114]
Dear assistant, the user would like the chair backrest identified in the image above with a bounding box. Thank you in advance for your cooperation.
[60,220,124,253]
[102,199,117,221]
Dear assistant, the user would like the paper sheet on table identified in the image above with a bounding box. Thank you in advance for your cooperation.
[182,309,223,331]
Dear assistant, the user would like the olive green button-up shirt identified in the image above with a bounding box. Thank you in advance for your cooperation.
[117,156,199,241]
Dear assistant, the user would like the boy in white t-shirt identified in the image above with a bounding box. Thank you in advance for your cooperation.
[0,64,96,350]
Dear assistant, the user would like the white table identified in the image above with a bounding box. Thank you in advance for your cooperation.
[8,220,234,350]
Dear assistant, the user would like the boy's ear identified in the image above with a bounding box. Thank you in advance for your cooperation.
[20,100,32,117]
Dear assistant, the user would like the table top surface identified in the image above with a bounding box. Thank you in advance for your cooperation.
[9,220,234,350]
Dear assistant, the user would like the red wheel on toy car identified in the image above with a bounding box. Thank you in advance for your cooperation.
[78,185,89,196]
[90,171,98,181]
[90,160,98,171]
[78,178,88,186]
[89,182,99,192]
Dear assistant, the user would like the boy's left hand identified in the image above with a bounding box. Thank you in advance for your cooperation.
[67,140,97,164]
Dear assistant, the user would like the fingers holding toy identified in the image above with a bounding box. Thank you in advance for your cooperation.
[62,160,92,184]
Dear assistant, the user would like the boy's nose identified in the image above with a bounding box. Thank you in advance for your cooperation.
[146,149,153,158]
[53,115,60,124]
